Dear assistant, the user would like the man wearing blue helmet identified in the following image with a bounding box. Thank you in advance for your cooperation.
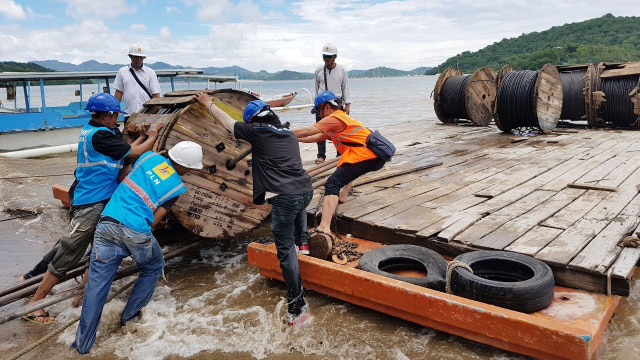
[194,92,314,326]
[22,93,162,324]
[293,91,385,242]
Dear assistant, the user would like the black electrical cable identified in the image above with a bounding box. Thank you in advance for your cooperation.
[440,75,471,119]
[496,70,539,132]
[598,75,639,128]
[559,71,586,120]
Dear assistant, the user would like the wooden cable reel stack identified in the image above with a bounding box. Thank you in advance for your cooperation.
[433,67,497,126]
[125,89,271,239]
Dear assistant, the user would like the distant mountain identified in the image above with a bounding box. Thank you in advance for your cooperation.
[20,60,430,80]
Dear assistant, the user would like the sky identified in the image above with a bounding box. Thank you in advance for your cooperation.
[0,0,638,73]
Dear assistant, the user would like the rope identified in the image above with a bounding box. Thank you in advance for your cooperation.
[598,75,639,127]
[559,70,587,120]
[496,70,539,131]
[5,278,137,360]
[440,75,471,119]
[446,260,473,294]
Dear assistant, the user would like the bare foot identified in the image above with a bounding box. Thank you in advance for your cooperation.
[18,276,26,282]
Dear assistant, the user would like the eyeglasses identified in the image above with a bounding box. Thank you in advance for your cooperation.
[323,55,335,59]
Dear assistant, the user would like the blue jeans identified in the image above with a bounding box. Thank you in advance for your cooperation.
[270,191,313,315]
[71,220,164,354]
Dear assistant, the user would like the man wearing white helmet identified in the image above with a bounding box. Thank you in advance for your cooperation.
[313,42,351,164]
[71,141,203,354]
[113,44,161,119]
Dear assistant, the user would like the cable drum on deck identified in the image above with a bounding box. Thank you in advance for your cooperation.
[433,67,497,126]
[559,70,587,120]
[494,63,563,133]
[598,75,640,127]
[440,75,470,119]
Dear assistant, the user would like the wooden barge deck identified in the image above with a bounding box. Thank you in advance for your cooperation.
[304,119,640,296]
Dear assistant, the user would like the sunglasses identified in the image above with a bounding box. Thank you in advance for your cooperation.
[323,55,335,59]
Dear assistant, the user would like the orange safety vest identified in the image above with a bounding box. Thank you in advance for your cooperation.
[326,110,377,166]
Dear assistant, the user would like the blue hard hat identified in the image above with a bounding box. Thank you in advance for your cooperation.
[311,90,339,114]
[85,93,127,114]
[243,100,270,123]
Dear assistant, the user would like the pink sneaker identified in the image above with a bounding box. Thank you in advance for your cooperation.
[297,244,310,255]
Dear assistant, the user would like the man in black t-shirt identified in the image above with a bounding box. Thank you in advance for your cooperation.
[194,93,314,326]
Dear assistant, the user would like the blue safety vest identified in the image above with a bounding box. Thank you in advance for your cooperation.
[102,152,187,233]
[73,124,124,206]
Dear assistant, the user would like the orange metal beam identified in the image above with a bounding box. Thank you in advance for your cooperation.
[247,239,619,360]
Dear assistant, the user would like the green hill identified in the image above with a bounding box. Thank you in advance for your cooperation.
[426,13,640,75]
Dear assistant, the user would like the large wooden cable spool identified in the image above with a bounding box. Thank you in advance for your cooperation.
[433,68,463,124]
[593,62,640,128]
[494,63,562,133]
[125,89,271,239]
[556,64,591,121]
[433,67,496,126]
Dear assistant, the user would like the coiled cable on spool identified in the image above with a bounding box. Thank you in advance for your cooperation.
[440,75,471,120]
[560,70,587,120]
[496,70,539,131]
[598,75,639,127]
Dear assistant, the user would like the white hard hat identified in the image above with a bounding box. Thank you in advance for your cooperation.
[168,141,203,169]
[128,44,146,58]
[322,43,337,56]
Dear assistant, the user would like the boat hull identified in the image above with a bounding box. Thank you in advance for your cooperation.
[247,238,618,360]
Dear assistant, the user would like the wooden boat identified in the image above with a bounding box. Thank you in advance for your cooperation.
[245,90,297,108]
[247,236,618,360]
[0,69,204,151]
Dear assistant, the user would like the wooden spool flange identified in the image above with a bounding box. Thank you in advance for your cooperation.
[534,63,563,133]
[433,68,463,123]
[465,67,497,126]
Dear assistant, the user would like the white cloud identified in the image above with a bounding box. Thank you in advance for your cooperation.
[131,24,146,31]
[0,0,27,19]
[63,0,136,21]
[159,27,172,39]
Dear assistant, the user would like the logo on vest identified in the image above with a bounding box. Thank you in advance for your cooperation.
[149,161,175,183]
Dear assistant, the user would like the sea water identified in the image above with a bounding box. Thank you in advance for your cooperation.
[0,75,636,360]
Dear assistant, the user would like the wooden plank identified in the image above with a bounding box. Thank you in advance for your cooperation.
[536,165,640,266]
[567,183,619,192]
[540,190,605,230]
[611,247,640,279]
[505,225,564,256]
[568,214,639,274]
[453,190,556,245]
[473,188,584,250]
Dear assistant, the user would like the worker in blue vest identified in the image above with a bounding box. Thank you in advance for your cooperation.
[23,93,161,324]
[71,141,203,354]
